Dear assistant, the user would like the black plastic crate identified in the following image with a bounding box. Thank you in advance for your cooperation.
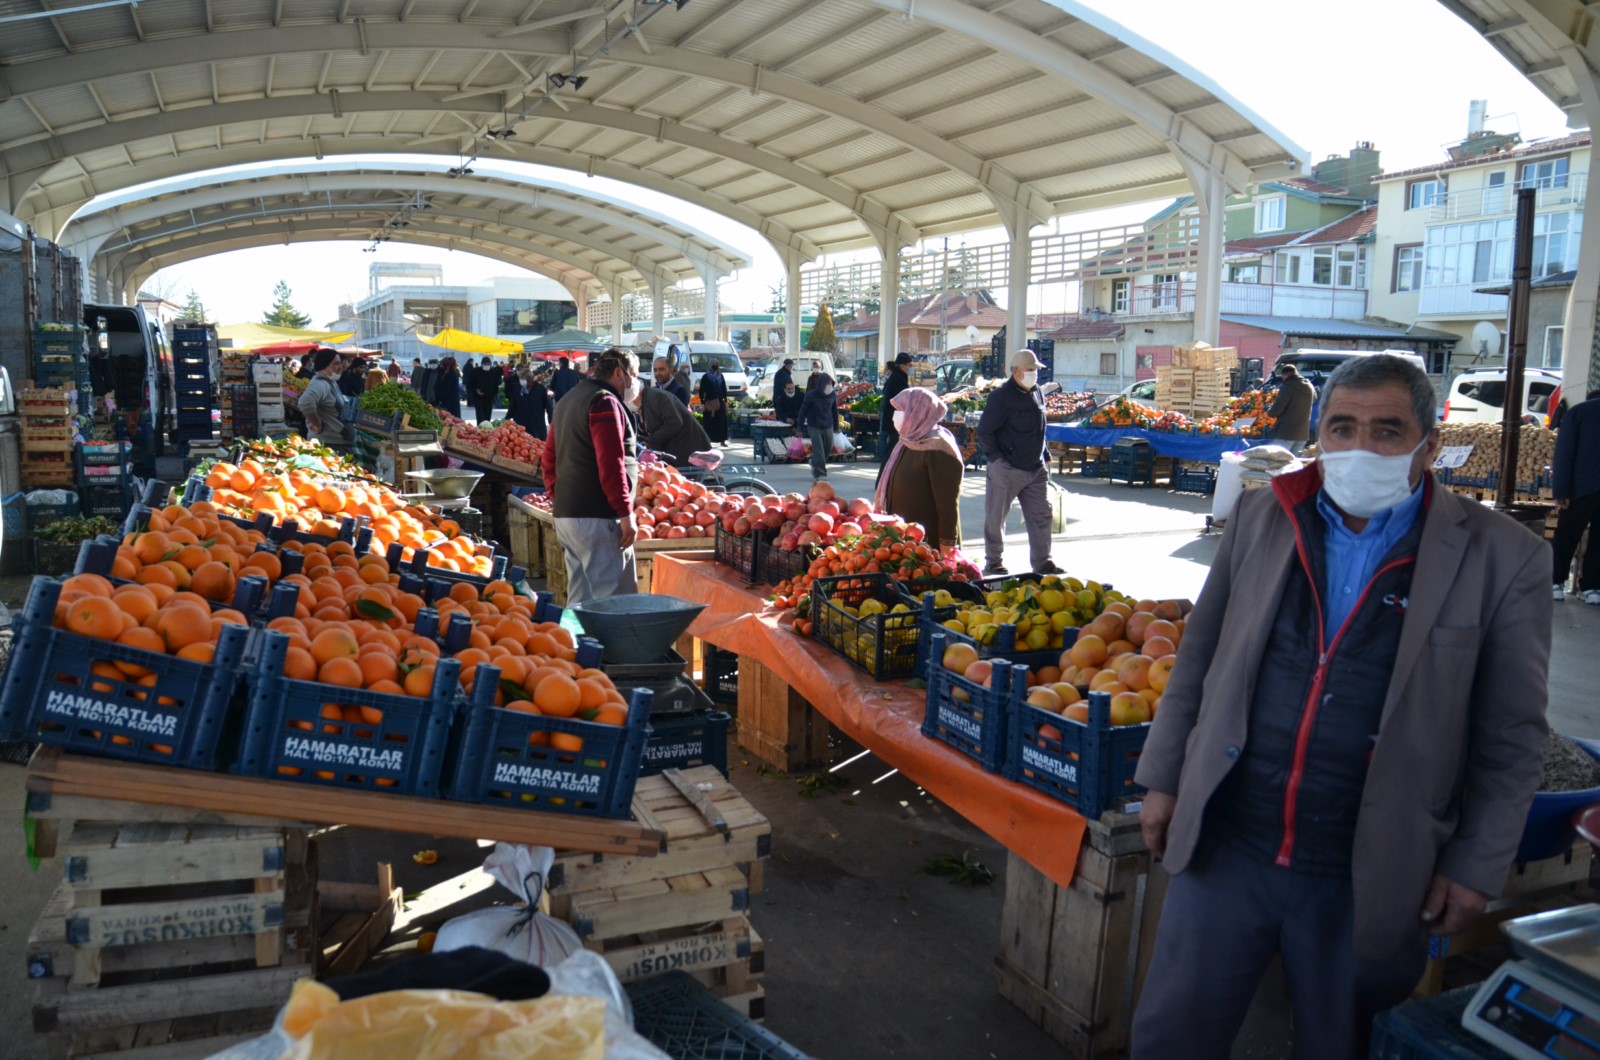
[0,578,252,768]
[627,972,812,1059]
[809,573,924,680]
[920,632,1028,773]
[1172,466,1217,495]
[1005,690,1151,818]
[234,629,462,795]
[713,522,767,579]
[754,536,815,586]
[641,709,731,778]
[444,679,652,818]
[25,495,80,529]
[1079,453,1110,478]
[704,647,739,706]
[385,542,519,590]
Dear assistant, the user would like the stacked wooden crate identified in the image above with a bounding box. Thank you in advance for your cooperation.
[19,386,79,489]
[253,361,288,435]
[27,821,316,1060]
[548,767,771,1018]
[1154,343,1238,416]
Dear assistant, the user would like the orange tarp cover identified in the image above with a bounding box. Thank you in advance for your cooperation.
[651,552,1088,887]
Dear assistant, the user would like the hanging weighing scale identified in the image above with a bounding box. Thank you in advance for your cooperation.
[1462,904,1600,1059]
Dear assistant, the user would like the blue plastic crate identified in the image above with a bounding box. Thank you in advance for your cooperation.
[627,972,812,1060]
[1368,988,1503,1059]
[704,648,739,706]
[913,595,1075,679]
[1172,466,1217,494]
[713,522,770,579]
[1005,690,1151,818]
[920,633,1027,773]
[234,627,462,795]
[72,537,300,624]
[754,535,814,586]
[0,577,252,768]
[641,709,731,778]
[385,541,519,589]
[444,678,652,818]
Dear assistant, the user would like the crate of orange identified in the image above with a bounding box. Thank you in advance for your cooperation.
[0,576,253,769]
[445,655,654,819]
[1005,689,1150,818]
[234,622,469,796]
[384,541,519,592]
[74,536,301,623]
[920,632,1028,774]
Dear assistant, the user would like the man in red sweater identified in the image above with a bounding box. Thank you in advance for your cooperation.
[540,351,641,604]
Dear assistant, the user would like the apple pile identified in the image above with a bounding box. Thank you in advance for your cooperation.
[737,481,874,551]
[489,421,544,465]
[444,417,497,449]
[632,463,771,542]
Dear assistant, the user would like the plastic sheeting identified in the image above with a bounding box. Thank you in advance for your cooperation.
[651,553,1088,887]
[1045,425,1253,463]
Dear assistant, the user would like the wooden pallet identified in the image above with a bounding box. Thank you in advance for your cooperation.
[736,654,832,773]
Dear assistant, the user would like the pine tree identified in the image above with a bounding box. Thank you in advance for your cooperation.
[262,280,311,328]
[807,303,836,352]
[181,290,208,324]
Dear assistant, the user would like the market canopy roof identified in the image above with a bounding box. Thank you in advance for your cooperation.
[2,0,1306,266]
[522,329,610,356]
[418,328,525,356]
[218,323,354,349]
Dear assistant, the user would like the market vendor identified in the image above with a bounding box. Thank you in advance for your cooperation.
[1267,360,1316,454]
[878,352,912,459]
[540,350,641,604]
[773,378,803,428]
[1132,354,1551,1060]
[297,347,352,450]
[631,375,710,464]
[876,387,961,549]
[653,356,690,405]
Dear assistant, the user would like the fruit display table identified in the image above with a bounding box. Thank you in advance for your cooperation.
[1046,424,1257,463]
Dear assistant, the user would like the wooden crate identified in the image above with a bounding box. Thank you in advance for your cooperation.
[539,525,715,604]
[28,822,317,1060]
[995,810,1168,1058]
[1414,840,1594,997]
[736,653,832,773]
[506,496,545,579]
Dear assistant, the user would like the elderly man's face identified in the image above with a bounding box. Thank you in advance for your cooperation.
[1317,381,1440,487]
[653,359,673,385]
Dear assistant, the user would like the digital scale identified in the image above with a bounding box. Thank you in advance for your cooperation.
[1463,905,1600,1059]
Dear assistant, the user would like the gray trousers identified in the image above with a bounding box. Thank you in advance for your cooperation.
[554,517,638,606]
[1131,841,1426,1060]
[982,459,1053,569]
[807,426,830,480]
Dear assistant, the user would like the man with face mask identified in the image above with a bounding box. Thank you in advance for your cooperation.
[774,378,804,427]
[975,348,1061,576]
[653,357,690,405]
[1131,354,1551,1060]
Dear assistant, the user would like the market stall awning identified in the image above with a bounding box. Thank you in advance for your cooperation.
[217,322,354,349]
[419,328,525,356]
[246,339,324,356]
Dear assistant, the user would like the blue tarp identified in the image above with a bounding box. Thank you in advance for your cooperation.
[1045,425,1253,463]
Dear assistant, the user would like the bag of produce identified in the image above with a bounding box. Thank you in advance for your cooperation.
[786,436,807,460]
[432,844,581,968]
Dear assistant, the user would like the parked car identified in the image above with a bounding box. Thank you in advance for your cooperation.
[653,340,749,400]
[1443,367,1562,424]
[751,352,836,400]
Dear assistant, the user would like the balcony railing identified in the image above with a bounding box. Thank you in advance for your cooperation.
[1121,281,1368,319]
[1429,174,1587,221]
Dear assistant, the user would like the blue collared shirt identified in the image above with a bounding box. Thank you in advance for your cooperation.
[1315,482,1426,637]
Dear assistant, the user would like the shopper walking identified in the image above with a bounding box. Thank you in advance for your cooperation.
[798,373,840,481]
[975,349,1060,576]
[507,366,553,440]
[432,357,462,421]
[387,358,403,382]
[410,358,425,393]
[466,357,497,423]
[1131,354,1551,1060]
[876,387,962,549]
[297,348,351,451]
[878,352,913,459]
[550,357,581,402]
[654,357,690,405]
[540,350,641,605]
[698,360,730,445]
[1552,388,1600,602]
[1268,361,1316,454]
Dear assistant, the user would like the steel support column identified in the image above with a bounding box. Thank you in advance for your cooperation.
[608,282,627,345]
[698,264,721,341]
[878,237,900,368]
[649,273,666,342]
[1006,221,1031,366]
[1191,171,1227,346]
[785,251,803,362]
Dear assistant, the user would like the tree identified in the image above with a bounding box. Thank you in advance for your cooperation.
[262,280,311,328]
[731,329,751,352]
[767,281,786,314]
[807,303,836,352]
[181,290,208,324]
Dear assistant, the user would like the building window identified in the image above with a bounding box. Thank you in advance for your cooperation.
[1255,195,1286,232]
[1483,171,1508,214]
[1407,178,1446,210]
[1532,211,1582,278]
[1394,244,1423,291]
[1273,251,1301,285]
[1336,247,1363,287]
[1422,219,1513,288]
[1312,247,1334,286]
[1519,156,1569,190]
[1545,325,1565,369]
[1100,352,1118,376]
[1151,274,1181,310]
[1111,279,1130,314]
[1228,263,1260,283]
[496,298,578,335]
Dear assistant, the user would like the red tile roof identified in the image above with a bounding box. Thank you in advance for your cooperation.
[1226,232,1312,253]
[1295,204,1377,245]
[1374,132,1591,183]
[1276,177,1353,196]
[841,290,1008,333]
[1042,317,1125,340]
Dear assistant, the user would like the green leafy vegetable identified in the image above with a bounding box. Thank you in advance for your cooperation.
[358,383,443,431]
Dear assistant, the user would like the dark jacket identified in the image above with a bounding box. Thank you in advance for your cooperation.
[975,379,1047,471]
[1268,375,1317,442]
[698,370,728,405]
[883,446,962,546]
[541,377,639,520]
[433,368,461,418]
[798,388,839,431]
[338,364,365,398]
[638,386,711,462]
[773,367,793,397]
[1553,396,1600,502]
[660,377,691,405]
[774,389,804,425]
[508,376,552,439]
[551,367,581,402]
[881,365,910,410]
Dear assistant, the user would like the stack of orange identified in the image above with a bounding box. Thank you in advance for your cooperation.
[199,458,492,576]
[52,571,251,753]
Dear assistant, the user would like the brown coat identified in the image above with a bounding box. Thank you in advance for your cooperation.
[1135,466,1551,959]
[1268,375,1316,442]
[883,446,963,546]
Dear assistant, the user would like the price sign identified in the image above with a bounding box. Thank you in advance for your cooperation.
[1234,417,1256,429]
[1435,445,1474,469]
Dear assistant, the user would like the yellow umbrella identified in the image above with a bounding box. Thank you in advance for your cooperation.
[217,322,355,348]
[419,328,525,356]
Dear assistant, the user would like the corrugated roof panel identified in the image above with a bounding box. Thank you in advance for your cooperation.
[258,52,326,90]
[843,159,950,201]
[128,0,207,39]
[214,57,273,99]
[758,113,866,159]
[24,84,105,132]
[665,0,796,56]
[45,5,142,48]
[151,67,214,106]
[1037,154,1189,201]
[954,108,1144,160]
[908,190,1000,229]
[208,0,274,30]
[0,100,48,147]
[94,72,161,115]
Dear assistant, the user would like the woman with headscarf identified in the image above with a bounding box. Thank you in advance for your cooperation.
[432,357,462,420]
[874,387,963,549]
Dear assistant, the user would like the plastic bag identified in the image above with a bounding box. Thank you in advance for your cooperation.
[24,489,74,505]
[831,431,855,455]
[433,845,581,968]
[687,449,724,471]
[546,949,671,1059]
[785,436,807,460]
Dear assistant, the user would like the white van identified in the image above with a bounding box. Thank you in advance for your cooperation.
[1443,367,1562,423]
[752,353,837,400]
[653,340,749,400]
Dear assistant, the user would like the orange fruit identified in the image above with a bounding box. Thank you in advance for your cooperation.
[310,627,360,666]
[242,551,282,581]
[190,561,237,603]
[358,654,399,687]
[594,706,627,726]
[550,732,583,753]
[576,678,609,711]
[155,605,213,652]
[505,699,539,714]
[177,642,216,663]
[403,665,436,697]
[318,657,363,688]
[533,674,581,718]
[112,587,159,625]
[366,679,406,696]
[65,596,123,640]
[284,646,318,681]
[131,532,172,566]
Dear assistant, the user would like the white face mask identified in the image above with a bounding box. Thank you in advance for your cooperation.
[892,410,906,432]
[624,376,643,404]
[1019,370,1039,389]
[1318,438,1427,518]
[824,384,835,395]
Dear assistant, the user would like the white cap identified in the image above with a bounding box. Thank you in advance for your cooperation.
[1009,348,1045,371]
